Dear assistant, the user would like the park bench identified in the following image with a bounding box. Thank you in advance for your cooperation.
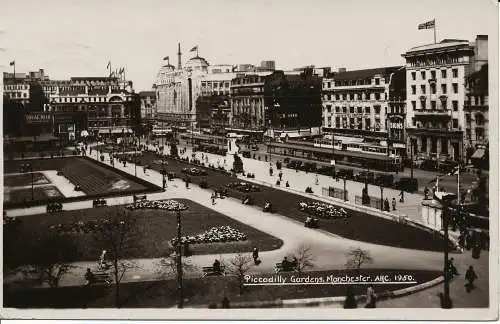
[133,194,147,202]
[92,271,113,285]
[46,202,63,213]
[93,198,107,208]
[202,266,226,278]
[274,262,297,273]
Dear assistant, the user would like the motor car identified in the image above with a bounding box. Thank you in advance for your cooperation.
[374,174,394,187]
[393,177,419,192]
[354,171,375,184]
[336,168,354,180]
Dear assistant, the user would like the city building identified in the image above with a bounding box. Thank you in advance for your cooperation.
[139,91,157,120]
[321,66,406,169]
[43,76,136,141]
[230,69,322,136]
[464,63,488,168]
[402,36,487,163]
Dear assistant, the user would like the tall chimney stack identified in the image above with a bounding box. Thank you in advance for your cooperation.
[177,43,182,70]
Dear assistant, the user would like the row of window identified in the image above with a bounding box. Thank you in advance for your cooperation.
[8,92,28,98]
[54,96,113,103]
[407,55,464,67]
[323,92,386,101]
[324,105,382,114]
[232,77,265,85]
[410,83,458,95]
[412,119,459,129]
[410,100,459,111]
[410,68,458,81]
[201,81,230,88]
[5,85,29,90]
[322,78,381,88]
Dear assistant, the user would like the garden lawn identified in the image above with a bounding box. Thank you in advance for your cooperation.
[4,185,63,203]
[4,199,283,264]
[4,172,50,187]
[135,152,452,252]
[3,269,442,308]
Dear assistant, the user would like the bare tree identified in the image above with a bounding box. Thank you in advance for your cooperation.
[227,253,252,295]
[31,233,79,288]
[345,247,373,271]
[94,206,138,308]
[294,244,315,274]
[155,248,197,279]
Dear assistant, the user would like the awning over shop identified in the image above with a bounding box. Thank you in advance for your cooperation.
[471,148,485,159]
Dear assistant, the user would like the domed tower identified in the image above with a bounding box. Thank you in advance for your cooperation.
[184,55,210,72]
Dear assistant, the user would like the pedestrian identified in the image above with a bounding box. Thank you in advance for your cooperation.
[84,268,94,287]
[343,287,357,309]
[464,265,477,293]
[392,197,397,211]
[315,175,319,185]
[211,192,216,205]
[447,257,459,277]
[424,186,430,200]
[399,190,404,203]
[279,171,283,181]
[365,285,377,308]
[221,296,230,309]
[252,247,259,265]
[286,181,290,188]
[384,198,390,211]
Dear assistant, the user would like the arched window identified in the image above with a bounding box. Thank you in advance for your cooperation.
[475,113,484,126]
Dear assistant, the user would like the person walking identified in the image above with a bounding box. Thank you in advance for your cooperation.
[252,247,259,265]
[279,171,283,181]
[384,198,390,212]
[365,285,377,308]
[465,265,477,293]
[399,190,404,203]
[211,192,216,205]
[447,257,459,278]
[424,186,430,200]
[392,197,397,211]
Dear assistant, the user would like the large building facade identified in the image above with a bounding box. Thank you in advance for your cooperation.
[402,36,488,163]
[321,66,406,162]
[230,69,323,134]
[43,76,136,140]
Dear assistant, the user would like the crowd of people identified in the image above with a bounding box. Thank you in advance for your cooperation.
[171,225,248,245]
[125,199,188,211]
[298,201,348,219]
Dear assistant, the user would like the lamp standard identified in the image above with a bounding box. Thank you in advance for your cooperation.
[20,163,34,201]
[434,191,456,308]
[380,185,384,211]
[176,210,183,308]
[343,176,347,201]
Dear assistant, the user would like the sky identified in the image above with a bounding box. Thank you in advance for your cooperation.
[0,0,497,91]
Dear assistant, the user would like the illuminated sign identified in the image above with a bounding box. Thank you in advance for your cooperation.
[25,112,52,124]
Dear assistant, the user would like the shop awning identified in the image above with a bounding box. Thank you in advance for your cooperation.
[471,148,485,159]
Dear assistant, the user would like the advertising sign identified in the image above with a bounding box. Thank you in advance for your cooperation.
[25,112,52,124]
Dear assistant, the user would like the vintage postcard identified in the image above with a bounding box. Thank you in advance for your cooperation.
[1,0,498,321]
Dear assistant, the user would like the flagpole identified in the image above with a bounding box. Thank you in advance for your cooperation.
[433,19,437,44]
[13,61,16,83]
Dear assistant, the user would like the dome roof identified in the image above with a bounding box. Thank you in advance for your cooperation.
[184,55,209,70]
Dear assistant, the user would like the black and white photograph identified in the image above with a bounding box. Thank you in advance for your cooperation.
[0,0,498,321]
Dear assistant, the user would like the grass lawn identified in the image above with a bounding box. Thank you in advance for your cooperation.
[3,269,441,308]
[4,172,51,187]
[4,199,283,264]
[3,157,149,198]
[4,185,63,203]
[135,152,452,252]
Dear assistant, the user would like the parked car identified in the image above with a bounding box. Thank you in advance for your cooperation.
[374,174,394,187]
[420,159,437,171]
[336,168,354,180]
[354,171,375,184]
[393,177,419,192]
[181,167,208,176]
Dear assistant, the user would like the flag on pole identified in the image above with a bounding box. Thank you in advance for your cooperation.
[107,61,111,69]
[418,19,435,30]
[189,46,198,52]
[9,61,15,66]
[163,56,169,61]
[119,67,124,74]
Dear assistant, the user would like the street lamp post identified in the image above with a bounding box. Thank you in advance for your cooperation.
[410,139,414,180]
[343,177,347,201]
[434,192,455,308]
[176,210,184,309]
[21,163,34,201]
[380,186,384,211]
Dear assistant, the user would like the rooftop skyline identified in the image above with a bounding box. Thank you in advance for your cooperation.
[0,0,497,90]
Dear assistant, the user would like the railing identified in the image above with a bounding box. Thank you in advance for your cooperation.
[321,187,348,201]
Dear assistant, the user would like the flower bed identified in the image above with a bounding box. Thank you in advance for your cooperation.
[171,225,248,245]
[298,201,348,219]
[125,199,188,211]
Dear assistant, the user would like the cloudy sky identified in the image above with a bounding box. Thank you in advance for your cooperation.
[0,0,497,90]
